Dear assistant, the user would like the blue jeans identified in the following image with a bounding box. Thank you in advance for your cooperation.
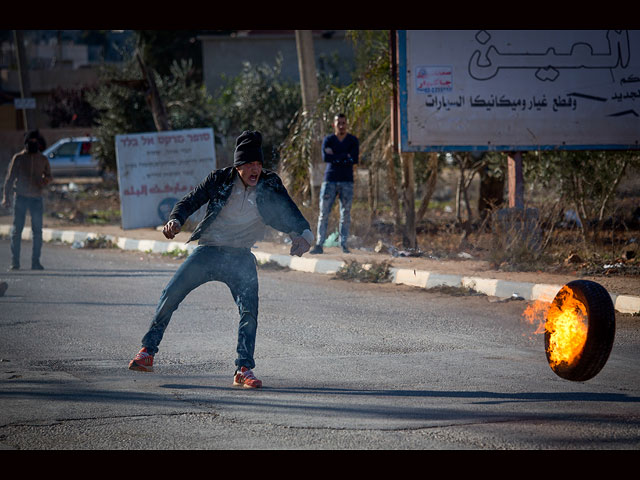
[316,181,354,247]
[10,194,43,268]
[141,245,260,369]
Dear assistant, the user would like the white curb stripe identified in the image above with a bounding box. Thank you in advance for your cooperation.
[1,224,637,314]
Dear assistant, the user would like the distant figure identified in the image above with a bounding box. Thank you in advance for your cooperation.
[128,130,313,388]
[310,113,359,254]
[2,130,52,271]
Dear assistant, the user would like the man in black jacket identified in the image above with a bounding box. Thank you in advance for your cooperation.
[128,131,312,388]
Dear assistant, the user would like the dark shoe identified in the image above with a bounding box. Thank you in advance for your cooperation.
[8,265,19,271]
[341,246,350,253]
[309,245,323,254]
[31,262,44,270]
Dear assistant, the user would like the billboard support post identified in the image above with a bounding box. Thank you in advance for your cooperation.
[508,151,524,209]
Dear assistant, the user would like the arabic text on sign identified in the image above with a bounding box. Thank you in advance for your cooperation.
[123,183,193,197]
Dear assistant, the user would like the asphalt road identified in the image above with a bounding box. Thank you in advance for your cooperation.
[1,239,639,450]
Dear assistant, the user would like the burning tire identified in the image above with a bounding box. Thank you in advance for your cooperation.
[545,280,615,382]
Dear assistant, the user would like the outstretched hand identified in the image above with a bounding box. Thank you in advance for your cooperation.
[289,236,310,257]
[163,219,181,239]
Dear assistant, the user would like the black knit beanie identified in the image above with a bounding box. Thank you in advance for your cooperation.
[233,130,263,167]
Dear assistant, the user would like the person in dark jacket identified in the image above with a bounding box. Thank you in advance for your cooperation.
[128,131,313,388]
[309,113,358,254]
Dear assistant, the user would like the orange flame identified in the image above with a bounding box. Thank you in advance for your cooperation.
[522,299,549,335]
[523,286,588,368]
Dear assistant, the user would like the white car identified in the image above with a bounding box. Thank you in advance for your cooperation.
[44,136,102,176]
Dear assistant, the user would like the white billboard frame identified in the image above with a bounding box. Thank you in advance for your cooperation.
[115,128,216,230]
[398,30,640,152]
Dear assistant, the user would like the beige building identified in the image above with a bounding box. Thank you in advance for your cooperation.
[0,31,129,131]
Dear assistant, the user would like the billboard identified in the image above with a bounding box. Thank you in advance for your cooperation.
[398,30,640,152]
[115,128,216,229]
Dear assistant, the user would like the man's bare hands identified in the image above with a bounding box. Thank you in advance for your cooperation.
[289,236,310,257]
[163,219,181,239]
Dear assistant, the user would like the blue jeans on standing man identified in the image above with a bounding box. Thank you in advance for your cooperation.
[10,194,43,268]
[316,181,354,249]
[141,245,260,370]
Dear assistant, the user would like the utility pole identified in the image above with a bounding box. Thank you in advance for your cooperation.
[390,30,416,248]
[295,30,322,207]
[13,30,35,131]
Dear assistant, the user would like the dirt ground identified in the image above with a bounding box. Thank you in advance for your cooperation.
[1,175,639,300]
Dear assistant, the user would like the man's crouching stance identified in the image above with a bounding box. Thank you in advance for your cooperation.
[128,131,313,388]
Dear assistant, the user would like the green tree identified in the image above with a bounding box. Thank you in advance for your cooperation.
[212,55,301,170]
[134,30,233,83]
[525,150,640,243]
[88,57,217,172]
[279,30,394,209]
[88,59,155,172]
[160,59,217,131]
[44,86,99,128]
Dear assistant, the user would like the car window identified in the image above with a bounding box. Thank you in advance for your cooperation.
[80,142,92,155]
[50,142,78,157]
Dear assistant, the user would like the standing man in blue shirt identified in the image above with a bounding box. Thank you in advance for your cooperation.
[310,113,359,254]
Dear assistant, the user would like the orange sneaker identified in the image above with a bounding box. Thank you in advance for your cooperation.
[128,347,154,372]
[233,366,262,388]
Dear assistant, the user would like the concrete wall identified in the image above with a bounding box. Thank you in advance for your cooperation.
[200,31,356,94]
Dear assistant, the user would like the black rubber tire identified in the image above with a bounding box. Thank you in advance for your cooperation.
[545,280,616,382]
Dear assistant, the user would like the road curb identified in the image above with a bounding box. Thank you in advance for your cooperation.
[2,224,639,314]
